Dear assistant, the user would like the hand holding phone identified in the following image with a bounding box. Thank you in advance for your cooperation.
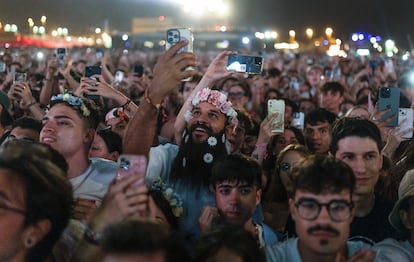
[84,66,102,101]
[378,87,400,127]
[268,99,285,133]
[166,28,194,54]
[56,48,66,68]
[13,72,27,84]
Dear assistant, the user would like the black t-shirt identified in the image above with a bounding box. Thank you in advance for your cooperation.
[349,194,396,243]
[284,194,396,243]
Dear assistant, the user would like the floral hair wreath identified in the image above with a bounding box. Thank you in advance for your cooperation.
[151,178,183,218]
[51,93,91,117]
[184,88,238,128]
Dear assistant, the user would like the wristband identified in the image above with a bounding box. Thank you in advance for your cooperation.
[144,88,161,109]
[26,100,37,108]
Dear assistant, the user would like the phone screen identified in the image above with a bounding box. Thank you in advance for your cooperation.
[226,54,264,74]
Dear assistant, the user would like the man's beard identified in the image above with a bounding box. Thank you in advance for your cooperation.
[170,128,228,188]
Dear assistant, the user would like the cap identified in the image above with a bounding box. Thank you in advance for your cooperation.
[389,169,414,231]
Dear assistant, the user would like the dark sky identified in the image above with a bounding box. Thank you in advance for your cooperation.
[1,0,413,48]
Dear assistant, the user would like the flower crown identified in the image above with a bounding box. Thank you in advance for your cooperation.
[184,88,238,127]
[51,93,91,117]
[152,179,183,217]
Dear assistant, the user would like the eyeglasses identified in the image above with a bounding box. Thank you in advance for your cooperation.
[294,198,354,222]
[0,202,28,217]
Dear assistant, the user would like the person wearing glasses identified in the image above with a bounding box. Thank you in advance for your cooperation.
[265,155,376,261]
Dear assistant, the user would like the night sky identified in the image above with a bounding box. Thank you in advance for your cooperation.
[1,0,413,48]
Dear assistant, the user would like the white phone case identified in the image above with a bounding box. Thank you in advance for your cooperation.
[399,108,413,139]
[268,99,285,133]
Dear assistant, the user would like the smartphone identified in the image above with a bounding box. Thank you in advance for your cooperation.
[84,66,101,101]
[166,28,194,53]
[226,54,264,75]
[133,64,144,78]
[289,77,300,91]
[399,108,413,139]
[292,112,305,130]
[114,70,124,83]
[0,62,6,73]
[96,48,104,60]
[13,72,27,84]
[116,155,147,187]
[378,87,400,127]
[56,48,66,68]
[268,99,285,133]
[324,69,333,80]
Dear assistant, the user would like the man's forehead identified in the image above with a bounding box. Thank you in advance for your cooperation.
[294,189,351,201]
[193,102,224,114]
[336,136,379,152]
[306,121,330,128]
[216,180,252,187]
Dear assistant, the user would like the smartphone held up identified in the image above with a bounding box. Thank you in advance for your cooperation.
[116,155,147,187]
[268,99,285,133]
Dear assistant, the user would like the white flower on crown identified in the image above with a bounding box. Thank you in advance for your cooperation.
[184,110,193,123]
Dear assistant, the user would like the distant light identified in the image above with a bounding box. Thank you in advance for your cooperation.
[38,26,45,34]
[264,31,272,39]
[242,37,250,45]
[370,37,377,44]
[409,71,414,84]
[144,41,154,48]
[336,38,342,45]
[66,36,72,42]
[385,39,395,48]
[255,32,264,40]
[373,43,379,48]
[216,40,229,49]
[402,52,410,61]
[356,49,370,56]
[351,34,358,42]
[4,24,11,32]
[36,51,44,60]
[274,42,299,50]
[220,26,227,32]
[125,41,131,47]
[122,34,128,41]
[33,26,39,34]
[323,40,329,46]
[158,15,165,22]
[51,30,58,37]
[159,40,166,46]
[123,50,128,55]
[289,30,296,38]
[358,34,365,40]
[376,36,382,42]
[95,28,101,34]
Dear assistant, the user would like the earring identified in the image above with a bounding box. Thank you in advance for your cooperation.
[25,238,34,248]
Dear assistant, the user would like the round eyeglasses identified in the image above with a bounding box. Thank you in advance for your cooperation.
[294,198,354,222]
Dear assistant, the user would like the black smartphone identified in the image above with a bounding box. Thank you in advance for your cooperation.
[84,66,101,101]
[226,54,264,75]
[378,87,400,127]
[133,64,144,78]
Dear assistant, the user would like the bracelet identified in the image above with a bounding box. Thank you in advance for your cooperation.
[83,223,102,246]
[144,88,160,109]
[26,100,37,108]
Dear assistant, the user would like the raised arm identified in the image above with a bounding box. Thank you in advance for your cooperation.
[174,50,233,144]
[123,41,196,157]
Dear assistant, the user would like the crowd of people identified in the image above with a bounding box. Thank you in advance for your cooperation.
[0,38,414,261]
